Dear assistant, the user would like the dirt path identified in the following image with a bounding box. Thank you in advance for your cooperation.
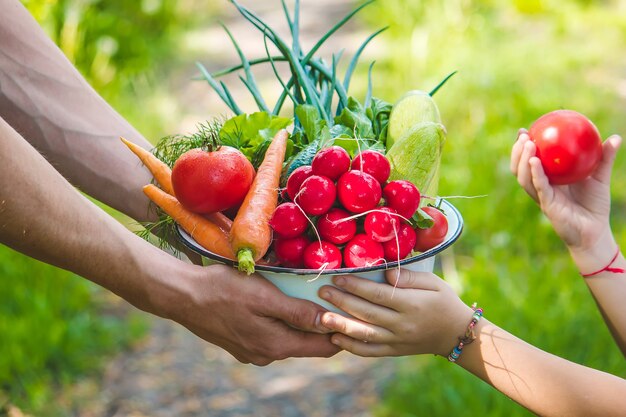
[75,319,395,417]
[68,2,396,416]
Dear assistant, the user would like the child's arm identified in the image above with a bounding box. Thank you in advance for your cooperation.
[319,270,626,417]
[512,132,626,355]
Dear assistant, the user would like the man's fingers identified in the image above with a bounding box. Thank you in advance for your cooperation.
[330,334,395,357]
[385,269,441,291]
[264,288,331,334]
[593,135,622,184]
[275,331,341,359]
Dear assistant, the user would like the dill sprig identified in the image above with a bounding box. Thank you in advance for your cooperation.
[134,213,181,257]
[139,120,224,256]
[153,119,223,168]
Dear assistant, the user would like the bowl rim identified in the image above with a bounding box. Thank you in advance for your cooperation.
[176,199,463,276]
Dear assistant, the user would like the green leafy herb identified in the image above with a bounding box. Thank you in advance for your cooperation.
[334,97,375,139]
[135,214,180,256]
[219,112,293,168]
[367,97,392,143]
[411,207,435,229]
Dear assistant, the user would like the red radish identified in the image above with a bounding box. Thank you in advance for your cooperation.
[317,208,357,245]
[364,207,400,243]
[286,166,314,200]
[351,150,390,183]
[295,175,336,216]
[344,234,385,268]
[274,235,311,268]
[269,202,309,238]
[172,146,254,213]
[414,206,449,252]
[337,170,382,213]
[311,146,351,180]
[383,180,420,219]
[383,223,417,261]
[303,241,342,269]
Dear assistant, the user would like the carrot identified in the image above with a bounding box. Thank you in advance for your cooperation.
[143,184,235,260]
[122,137,233,233]
[230,129,289,274]
[205,213,233,234]
[121,137,174,195]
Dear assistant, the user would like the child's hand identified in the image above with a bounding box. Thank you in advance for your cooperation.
[318,269,473,357]
[511,131,621,272]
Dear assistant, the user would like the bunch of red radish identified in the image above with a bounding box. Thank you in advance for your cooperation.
[269,146,448,270]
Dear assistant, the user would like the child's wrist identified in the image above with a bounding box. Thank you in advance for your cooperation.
[567,233,619,277]
[433,302,474,357]
[438,302,482,359]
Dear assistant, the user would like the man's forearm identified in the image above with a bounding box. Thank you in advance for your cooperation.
[0,115,187,315]
[0,0,157,222]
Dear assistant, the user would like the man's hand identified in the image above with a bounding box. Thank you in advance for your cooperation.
[159,264,340,365]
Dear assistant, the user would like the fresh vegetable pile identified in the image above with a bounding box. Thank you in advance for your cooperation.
[271,148,449,270]
[126,0,456,274]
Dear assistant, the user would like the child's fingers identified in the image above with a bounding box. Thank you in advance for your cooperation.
[510,130,528,176]
[385,269,441,291]
[529,156,554,206]
[516,139,539,201]
[330,334,396,357]
[319,284,398,325]
[592,135,622,184]
[321,312,395,344]
[330,275,406,310]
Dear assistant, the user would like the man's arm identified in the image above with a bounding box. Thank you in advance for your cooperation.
[0,0,156,222]
[0,115,338,365]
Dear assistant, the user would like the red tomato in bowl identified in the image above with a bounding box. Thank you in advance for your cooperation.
[172,146,255,213]
[414,206,448,252]
[528,110,602,185]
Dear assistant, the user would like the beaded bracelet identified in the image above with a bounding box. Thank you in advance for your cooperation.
[448,303,483,363]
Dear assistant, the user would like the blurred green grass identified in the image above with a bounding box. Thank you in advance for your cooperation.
[355,0,626,415]
[0,245,147,413]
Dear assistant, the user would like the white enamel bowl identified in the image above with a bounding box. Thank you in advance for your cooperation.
[177,199,463,313]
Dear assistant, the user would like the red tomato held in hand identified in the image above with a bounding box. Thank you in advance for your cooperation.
[414,206,448,252]
[528,110,603,185]
[172,147,254,213]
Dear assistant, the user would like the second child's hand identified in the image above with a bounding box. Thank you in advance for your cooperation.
[511,131,621,270]
[511,129,626,356]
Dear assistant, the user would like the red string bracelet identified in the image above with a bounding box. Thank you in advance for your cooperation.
[580,247,624,277]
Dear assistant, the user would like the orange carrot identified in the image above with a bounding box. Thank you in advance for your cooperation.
[143,184,235,260]
[230,129,289,274]
[121,137,174,195]
[122,137,233,232]
[205,213,233,234]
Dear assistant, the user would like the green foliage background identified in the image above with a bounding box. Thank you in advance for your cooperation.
[357,0,626,415]
[2,0,626,415]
